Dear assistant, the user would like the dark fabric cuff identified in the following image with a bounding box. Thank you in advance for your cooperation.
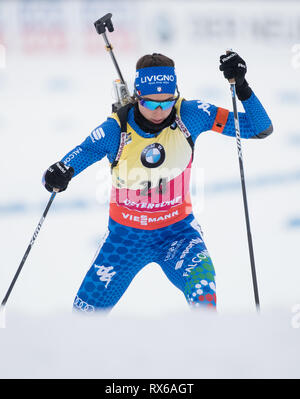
[236,80,253,101]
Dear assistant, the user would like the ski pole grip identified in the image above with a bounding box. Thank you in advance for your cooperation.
[226,49,236,84]
[94,13,114,35]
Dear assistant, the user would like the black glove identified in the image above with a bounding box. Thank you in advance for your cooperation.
[43,162,74,193]
[219,51,252,101]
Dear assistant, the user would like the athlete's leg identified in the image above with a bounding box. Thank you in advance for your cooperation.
[73,223,151,314]
[156,214,217,309]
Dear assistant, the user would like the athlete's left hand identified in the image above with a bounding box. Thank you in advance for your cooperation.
[219,51,252,101]
[219,51,247,86]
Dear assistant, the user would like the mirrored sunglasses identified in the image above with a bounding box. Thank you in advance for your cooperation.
[139,98,177,111]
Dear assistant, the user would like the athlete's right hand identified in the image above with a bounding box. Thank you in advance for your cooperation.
[42,161,74,193]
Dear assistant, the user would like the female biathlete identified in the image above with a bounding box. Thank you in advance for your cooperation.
[43,52,273,313]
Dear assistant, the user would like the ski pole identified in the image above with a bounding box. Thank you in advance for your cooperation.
[227,53,260,312]
[94,13,131,110]
[0,191,58,327]
[94,13,126,84]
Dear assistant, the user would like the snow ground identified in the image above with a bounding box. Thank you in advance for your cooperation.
[1,308,300,379]
[0,0,300,379]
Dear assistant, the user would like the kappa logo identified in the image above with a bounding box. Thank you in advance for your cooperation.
[197,101,211,116]
[94,265,116,288]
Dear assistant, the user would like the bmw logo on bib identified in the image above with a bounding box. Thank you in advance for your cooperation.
[141,143,165,168]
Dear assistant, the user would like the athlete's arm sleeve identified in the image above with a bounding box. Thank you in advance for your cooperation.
[222,92,273,139]
[60,117,121,177]
[180,99,218,142]
[180,92,273,141]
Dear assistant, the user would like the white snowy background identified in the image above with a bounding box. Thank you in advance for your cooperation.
[0,0,300,379]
